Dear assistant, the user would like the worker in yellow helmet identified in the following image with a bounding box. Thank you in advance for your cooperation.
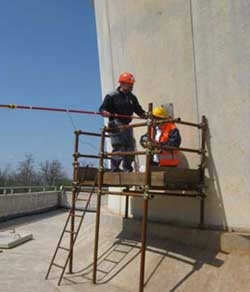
[140,105,181,167]
[153,106,168,118]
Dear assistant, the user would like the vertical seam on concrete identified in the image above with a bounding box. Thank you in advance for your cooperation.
[189,0,201,143]
[106,0,115,88]
[92,0,103,98]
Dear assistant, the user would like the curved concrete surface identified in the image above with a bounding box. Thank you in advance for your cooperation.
[93,0,250,231]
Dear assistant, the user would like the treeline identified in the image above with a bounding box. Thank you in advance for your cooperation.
[0,154,71,187]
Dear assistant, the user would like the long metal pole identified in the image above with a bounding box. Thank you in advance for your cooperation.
[139,103,153,292]
[69,130,80,273]
[0,103,144,120]
[93,127,105,284]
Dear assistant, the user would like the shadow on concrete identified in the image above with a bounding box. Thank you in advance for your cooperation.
[148,238,222,290]
[62,228,224,291]
[240,234,250,240]
[63,238,141,286]
[115,229,224,292]
[177,151,190,169]
[205,122,228,230]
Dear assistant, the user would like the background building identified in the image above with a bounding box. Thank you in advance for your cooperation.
[93,0,250,231]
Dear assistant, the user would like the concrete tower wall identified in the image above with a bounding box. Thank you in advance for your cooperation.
[94,0,250,230]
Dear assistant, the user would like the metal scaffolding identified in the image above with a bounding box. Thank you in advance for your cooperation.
[46,102,207,292]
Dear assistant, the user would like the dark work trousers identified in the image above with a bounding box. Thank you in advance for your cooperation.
[108,119,135,172]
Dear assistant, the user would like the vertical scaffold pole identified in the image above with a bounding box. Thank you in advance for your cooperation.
[93,127,105,283]
[199,116,207,228]
[69,130,80,273]
[139,103,153,292]
[125,187,129,219]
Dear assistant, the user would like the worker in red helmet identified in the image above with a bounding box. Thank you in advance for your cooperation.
[99,72,146,172]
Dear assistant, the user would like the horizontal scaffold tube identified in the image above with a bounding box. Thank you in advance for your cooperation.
[102,190,201,198]
[105,150,146,157]
[105,122,147,131]
[125,190,201,197]
[104,147,201,156]
[74,130,110,138]
[151,143,202,154]
[78,154,101,159]
[101,191,143,197]
[153,118,201,128]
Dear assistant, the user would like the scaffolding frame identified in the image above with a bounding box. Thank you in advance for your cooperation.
[68,102,207,292]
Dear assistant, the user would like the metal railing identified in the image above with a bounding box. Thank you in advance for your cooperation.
[0,186,58,195]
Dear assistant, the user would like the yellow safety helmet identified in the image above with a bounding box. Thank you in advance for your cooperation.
[153,106,168,118]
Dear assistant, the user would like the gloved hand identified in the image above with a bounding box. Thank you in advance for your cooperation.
[141,112,149,119]
[140,134,148,148]
[101,111,110,118]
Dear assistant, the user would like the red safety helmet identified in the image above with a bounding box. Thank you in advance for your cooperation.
[118,72,135,84]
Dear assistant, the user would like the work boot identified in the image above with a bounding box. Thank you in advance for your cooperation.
[122,166,133,172]
[111,159,121,172]
[122,158,133,172]
[111,168,122,172]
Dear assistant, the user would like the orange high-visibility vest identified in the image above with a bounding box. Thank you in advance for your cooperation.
[151,123,180,167]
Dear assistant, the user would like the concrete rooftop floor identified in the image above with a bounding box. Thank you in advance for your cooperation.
[0,208,249,292]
